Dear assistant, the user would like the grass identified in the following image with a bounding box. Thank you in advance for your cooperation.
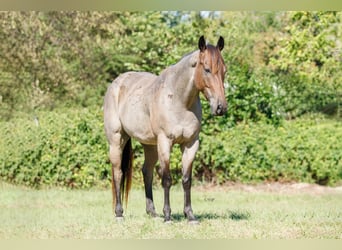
[0,181,341,239]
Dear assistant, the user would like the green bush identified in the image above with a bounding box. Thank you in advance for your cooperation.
[0,108,109,188]
[1,12,341,123]
[1,109,341,188]
[195,115,342,186]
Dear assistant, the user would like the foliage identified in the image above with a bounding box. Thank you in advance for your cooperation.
[267,11,342,118]
[1,11,341,122]
[215,11,341,121]
[0,108,109,188]
[1,11,341,188]
[0,110,341,188]
[0,11,203,119]
[195,115,342,186]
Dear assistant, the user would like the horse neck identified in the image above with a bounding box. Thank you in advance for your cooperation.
[161,51,200,109]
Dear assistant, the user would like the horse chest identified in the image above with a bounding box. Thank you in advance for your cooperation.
[166,112,200,143]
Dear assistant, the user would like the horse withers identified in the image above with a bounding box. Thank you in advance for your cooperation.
[103,36,227,223]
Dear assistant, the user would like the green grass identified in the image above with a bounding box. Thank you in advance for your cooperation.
[0,182,341,239]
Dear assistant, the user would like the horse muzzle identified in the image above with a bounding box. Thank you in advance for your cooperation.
[209,99,227,116]
[215,103,227,116]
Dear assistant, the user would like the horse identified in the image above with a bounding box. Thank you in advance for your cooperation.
[103,36,227,223]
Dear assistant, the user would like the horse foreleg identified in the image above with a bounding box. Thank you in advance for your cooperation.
[157,135,172,222]
[142,144,158,217]
[181,139,199,223]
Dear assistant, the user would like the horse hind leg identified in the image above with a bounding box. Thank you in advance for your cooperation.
[109,142,124,218]
[104,86,133,219]
[157,134,173,222]
[108,133,131,219]
[142,144,158,217]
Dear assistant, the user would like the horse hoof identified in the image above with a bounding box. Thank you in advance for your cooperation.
[164,220,172,224]
[115,216,124,223]
[147,211,158,218]
[188,220,200,225]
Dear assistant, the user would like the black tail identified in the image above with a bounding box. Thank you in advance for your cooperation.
[121,138,133,207]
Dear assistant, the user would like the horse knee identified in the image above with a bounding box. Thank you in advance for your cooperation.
[162,174,172,188]
[182,176,192,190]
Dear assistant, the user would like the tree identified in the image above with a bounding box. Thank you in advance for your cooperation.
[268,11,342,118]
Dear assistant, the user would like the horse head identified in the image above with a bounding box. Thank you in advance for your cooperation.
[194,36,227,116]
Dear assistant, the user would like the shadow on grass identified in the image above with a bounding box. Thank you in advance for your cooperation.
[227,210,251,221]
[170,210,251,222]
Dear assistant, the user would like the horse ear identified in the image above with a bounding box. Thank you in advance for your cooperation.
[217,36,224,51]
[198,36,206,52]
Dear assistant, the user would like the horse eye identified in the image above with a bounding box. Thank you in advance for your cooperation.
[204,68,211,74]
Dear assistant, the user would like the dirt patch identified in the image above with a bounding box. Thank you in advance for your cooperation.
[194,182,342,195]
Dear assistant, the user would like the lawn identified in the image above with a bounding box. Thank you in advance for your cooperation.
[0,181,341,239]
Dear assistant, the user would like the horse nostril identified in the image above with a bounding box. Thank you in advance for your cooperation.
[216,104,223,115]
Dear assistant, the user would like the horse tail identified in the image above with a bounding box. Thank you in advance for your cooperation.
[121,138,133,207]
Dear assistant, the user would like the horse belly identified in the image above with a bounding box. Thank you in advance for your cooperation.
[119,100,157,145]
[124,120,157,145]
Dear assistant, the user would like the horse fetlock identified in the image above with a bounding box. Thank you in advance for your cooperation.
[146,202,157,217]
[184,207,196,221]
[115,206,124,217]
[163,206,171,220]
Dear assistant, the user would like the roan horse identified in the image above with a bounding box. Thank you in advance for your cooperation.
[104,36,227,223]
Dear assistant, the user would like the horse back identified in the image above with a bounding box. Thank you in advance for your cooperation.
[105,71,158,144]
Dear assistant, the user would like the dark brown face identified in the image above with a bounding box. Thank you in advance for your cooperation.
[194,36,227,116]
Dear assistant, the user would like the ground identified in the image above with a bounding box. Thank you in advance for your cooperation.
[1,181,341,239]
[195,182,342,195]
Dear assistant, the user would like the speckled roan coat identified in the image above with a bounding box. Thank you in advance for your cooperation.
[103,36,227,223]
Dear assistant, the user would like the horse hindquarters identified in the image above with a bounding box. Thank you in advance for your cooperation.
[104,84,132,218]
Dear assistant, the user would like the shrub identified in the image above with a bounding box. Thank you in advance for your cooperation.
[0,108,109,188]
[195,115,342,186]
[1,109,341,188]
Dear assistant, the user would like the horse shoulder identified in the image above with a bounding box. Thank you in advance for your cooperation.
[181,109,201,140]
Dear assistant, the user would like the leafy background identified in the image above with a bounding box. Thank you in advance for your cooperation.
[0,11,341,188]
